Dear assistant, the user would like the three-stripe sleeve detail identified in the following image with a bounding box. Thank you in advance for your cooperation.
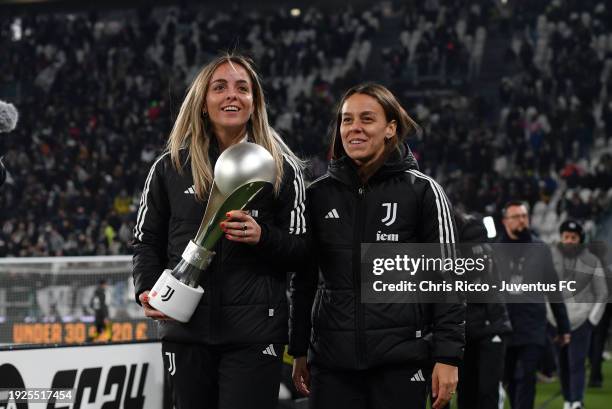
[285,156,306,235]
[134,152,170,242]
[407,170,456,259]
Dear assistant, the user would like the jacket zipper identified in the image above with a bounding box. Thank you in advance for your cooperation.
[210,239,223,343]
[353,186,366,368]
[266,275,275,317]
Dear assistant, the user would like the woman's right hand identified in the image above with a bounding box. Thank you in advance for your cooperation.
[139,290,172,320]
[292,356,311,396]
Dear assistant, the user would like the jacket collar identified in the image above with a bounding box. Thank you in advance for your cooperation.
[327,143,420,187]
[498,228,534,243]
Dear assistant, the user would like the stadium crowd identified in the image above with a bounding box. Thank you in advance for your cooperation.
[0,4,377,256]
[0,0,611,254]
[383,0,491,83]
[493,0,612,240]
[399,0,612,243]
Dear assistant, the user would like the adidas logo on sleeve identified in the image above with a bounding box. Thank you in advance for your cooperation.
[262,344,277,357]
[410,369,425,382]
[324,209,340,219]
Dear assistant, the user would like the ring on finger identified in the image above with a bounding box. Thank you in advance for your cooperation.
[243,229,247,237]
[242,222,247,231]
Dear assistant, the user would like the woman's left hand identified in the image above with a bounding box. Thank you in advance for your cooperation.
[221,210,261,245]
[431,362,458,409]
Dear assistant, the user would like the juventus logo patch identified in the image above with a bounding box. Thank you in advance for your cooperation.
[165,352,176,376]
[381,203,397,226]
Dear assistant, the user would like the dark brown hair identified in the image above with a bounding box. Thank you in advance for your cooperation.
[502,200,529,217]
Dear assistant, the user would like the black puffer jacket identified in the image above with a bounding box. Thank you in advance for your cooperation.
[133,145,306,345]
[289,146,465,370]
[497,230,570,346]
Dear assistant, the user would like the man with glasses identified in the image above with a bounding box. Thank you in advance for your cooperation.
[497,200,570,409]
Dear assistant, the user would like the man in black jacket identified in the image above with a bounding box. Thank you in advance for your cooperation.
[498,200,570,409]
[453,212,512,409]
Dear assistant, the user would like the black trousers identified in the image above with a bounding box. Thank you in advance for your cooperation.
[94,314,106,334]
[456,335,507,409]
[590,303,612,383]
[309,363,428,409]
[556,322,593,402]
[504,344,543,409]
[162,341,283,409]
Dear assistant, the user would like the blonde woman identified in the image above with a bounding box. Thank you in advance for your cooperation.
[133,54,306,409]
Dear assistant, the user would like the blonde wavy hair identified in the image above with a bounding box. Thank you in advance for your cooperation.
[167,53,301,200]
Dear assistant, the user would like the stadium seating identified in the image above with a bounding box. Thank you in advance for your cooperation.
[1,0,611,257]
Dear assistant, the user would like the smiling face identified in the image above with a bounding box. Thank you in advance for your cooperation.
[340,93,396,167]
[205,62,254,136]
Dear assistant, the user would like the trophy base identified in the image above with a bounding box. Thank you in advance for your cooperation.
[148,269,204,323]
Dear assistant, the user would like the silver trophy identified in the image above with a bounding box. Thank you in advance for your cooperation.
[148,142,276,322]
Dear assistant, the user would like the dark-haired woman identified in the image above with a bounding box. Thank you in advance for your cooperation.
[290,83,464,409]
